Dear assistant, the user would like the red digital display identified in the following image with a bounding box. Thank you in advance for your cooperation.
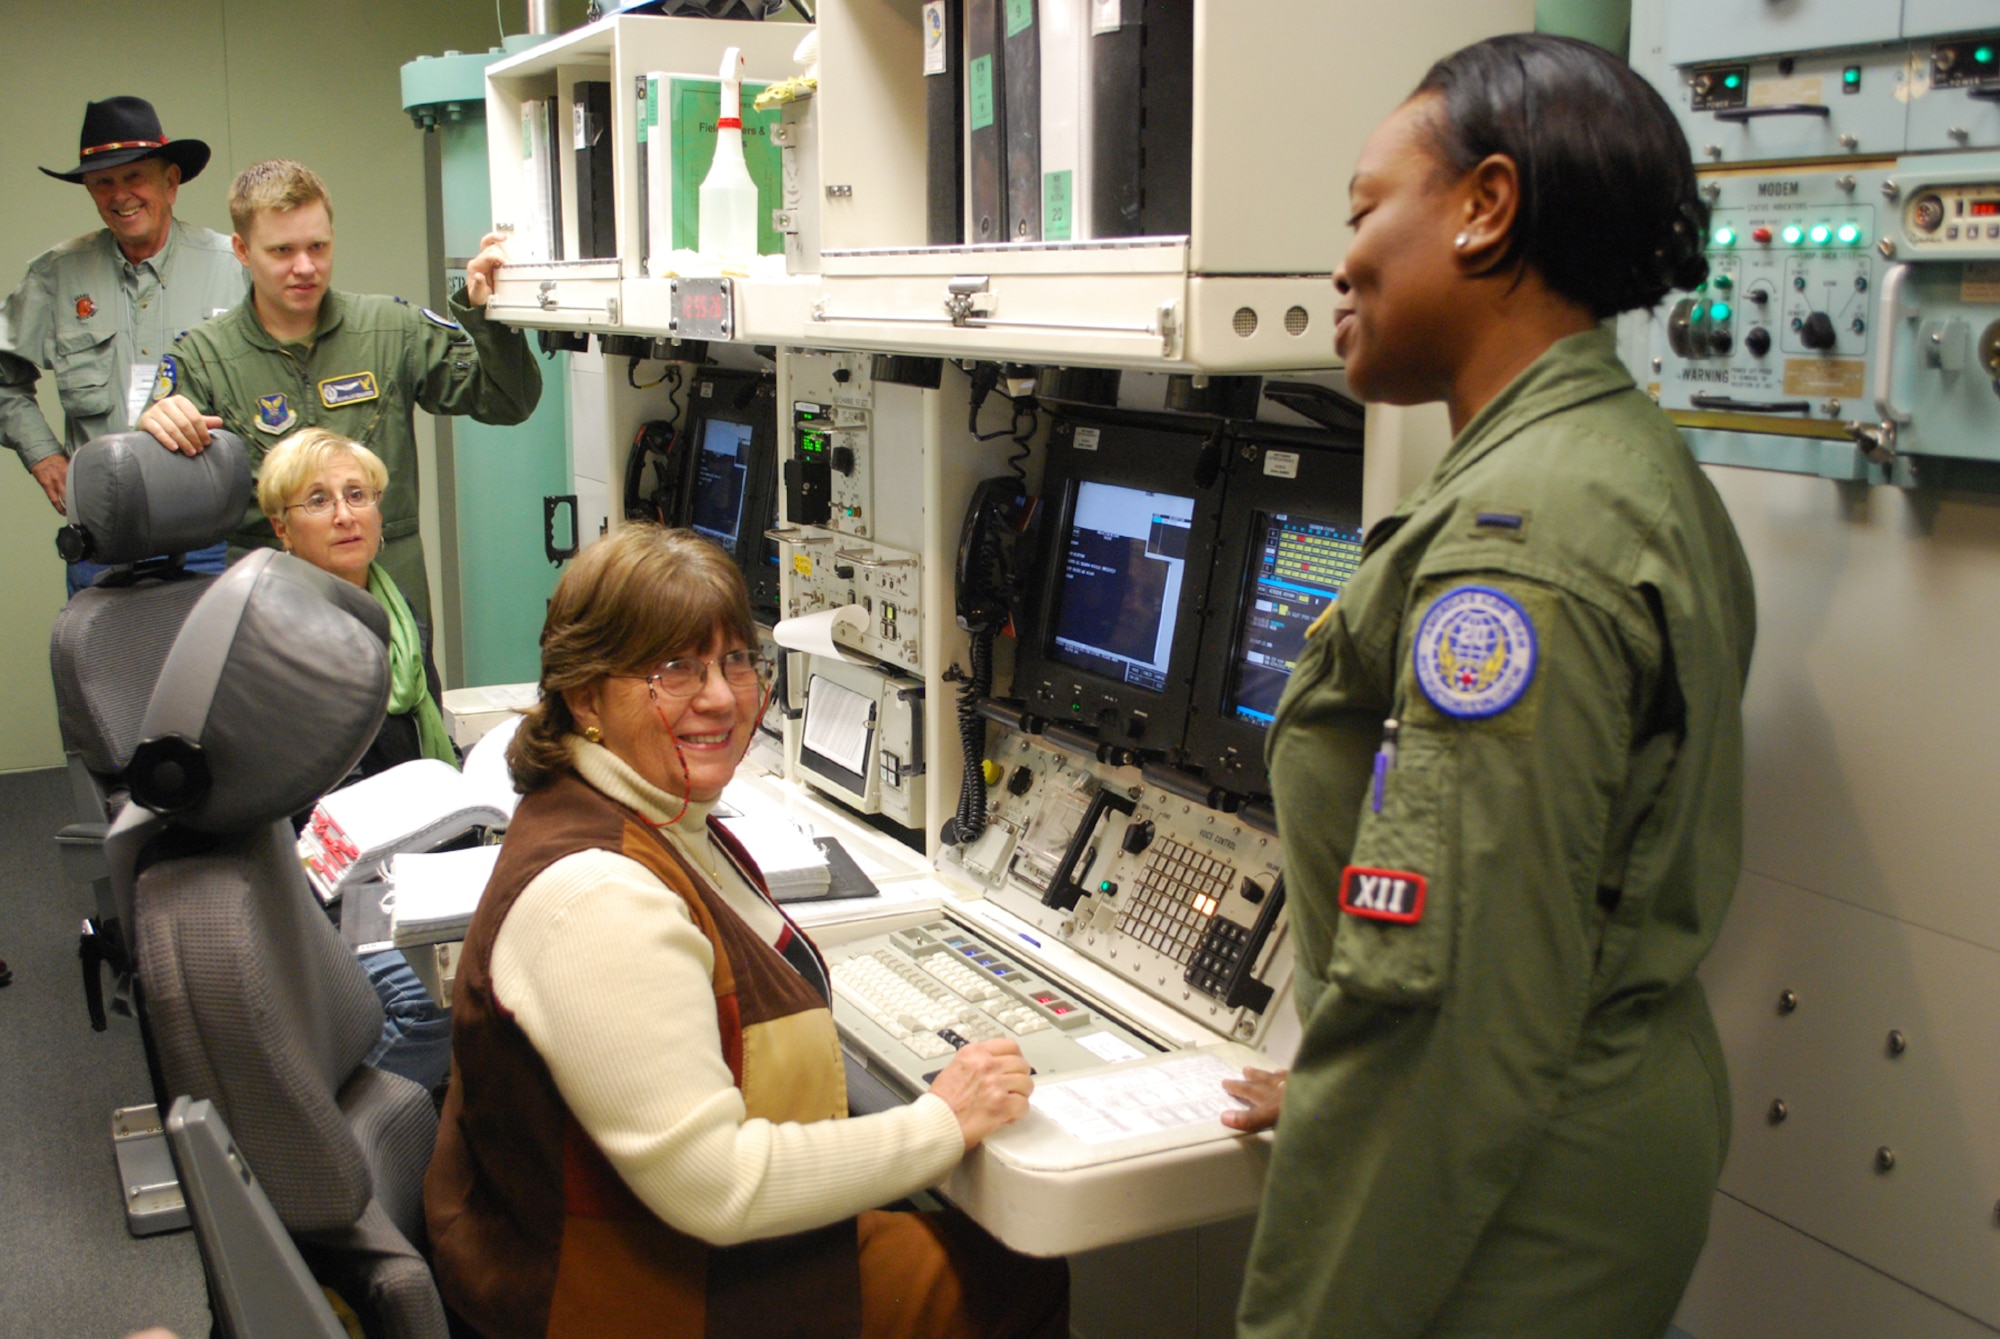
[1972,201,2000,217]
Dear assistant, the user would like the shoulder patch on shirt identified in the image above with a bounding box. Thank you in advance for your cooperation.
[1412,584,1538,719]
[1339,866,1427,924]
[420,306,461,331]
[151,354,177,402]
[255,392,297,435]
[319,371,380,408]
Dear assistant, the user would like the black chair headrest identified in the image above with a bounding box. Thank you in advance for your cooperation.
[59,430,254,566]
[124,549,390,833]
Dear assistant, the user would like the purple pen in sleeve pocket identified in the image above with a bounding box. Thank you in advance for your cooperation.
[1372,718,1400,814]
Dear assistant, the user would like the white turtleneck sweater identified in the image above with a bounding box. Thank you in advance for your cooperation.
[488,738,964,1247]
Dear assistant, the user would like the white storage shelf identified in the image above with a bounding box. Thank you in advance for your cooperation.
[484,14,803,330]
[484,0,1534,372]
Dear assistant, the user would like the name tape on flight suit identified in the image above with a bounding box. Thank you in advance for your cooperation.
[319,372,380,408]
[1338,867,1427,924]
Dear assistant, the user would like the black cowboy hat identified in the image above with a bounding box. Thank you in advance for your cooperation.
[41,96,210,184]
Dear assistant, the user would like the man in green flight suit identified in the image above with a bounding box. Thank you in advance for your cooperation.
[139,158,541,627]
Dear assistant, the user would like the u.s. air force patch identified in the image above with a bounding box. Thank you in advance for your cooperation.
[255,392,296,435]
[1412,584,1537,719]
[150,354,178,402]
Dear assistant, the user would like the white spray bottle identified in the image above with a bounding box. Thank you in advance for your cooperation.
[698,46,760,263]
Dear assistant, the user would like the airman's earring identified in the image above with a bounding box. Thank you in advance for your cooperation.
[1454,232,1470,250]
[583,725,603,743]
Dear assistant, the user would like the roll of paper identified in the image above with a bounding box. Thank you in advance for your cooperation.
[773,604,874,663]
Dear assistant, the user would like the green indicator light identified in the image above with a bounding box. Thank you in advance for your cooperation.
[1723,73,1742,90]
[1837,222,1862,245]
[1099,880,1113,893]
[1710,301,1732,323]
[1713,273,1734,289]
[1781,224,1804,245]
[1809,223,1832,245]
[1844,67,1861,85]
[1713,225,1737,246]
[1979,45,1994,63]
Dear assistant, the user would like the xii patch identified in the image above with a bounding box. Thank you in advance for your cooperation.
[1338,866,1427,924]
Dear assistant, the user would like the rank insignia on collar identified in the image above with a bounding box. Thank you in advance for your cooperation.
[75,296,95,320]
[1413,584,1537,719]
[255,392,297,435]
[319,371,379,408]
[151,354,177,402]
[1338,867,1427,924]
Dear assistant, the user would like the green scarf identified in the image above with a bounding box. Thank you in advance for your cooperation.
[367,563,457,766]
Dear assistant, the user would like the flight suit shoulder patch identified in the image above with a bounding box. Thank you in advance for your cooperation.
[1411,583,1538,720]
[1338,867,1427,924]
[151,354,177,402]
[255,392,297,435]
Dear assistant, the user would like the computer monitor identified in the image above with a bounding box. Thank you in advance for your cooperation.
[1182,432,1365,799]
[1011,416,1222,752]
[671,369,779,623]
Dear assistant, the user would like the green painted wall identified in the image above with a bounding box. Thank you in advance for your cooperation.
[0,0,519,772]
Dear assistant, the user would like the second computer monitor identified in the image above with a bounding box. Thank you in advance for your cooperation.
[1182,434,1365,799]
[1012,416,1222,752]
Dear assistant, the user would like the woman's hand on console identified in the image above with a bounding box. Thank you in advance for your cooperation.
[927,1038,1034,1150]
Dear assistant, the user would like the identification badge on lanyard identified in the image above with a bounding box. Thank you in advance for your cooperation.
[126,362,160,424]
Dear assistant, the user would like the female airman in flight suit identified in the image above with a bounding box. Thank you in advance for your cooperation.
[1224,33,1756,1339]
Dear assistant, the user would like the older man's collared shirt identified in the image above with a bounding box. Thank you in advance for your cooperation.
[0,220,243,469]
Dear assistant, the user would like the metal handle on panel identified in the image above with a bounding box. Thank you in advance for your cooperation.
[1715,104,1833,123]
[833,547,917,569]
[543,494,578,565]
[1688,393,1812,413]
[1872,263,1915,425]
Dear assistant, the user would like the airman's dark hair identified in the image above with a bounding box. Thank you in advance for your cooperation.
[1413,33,1709,318]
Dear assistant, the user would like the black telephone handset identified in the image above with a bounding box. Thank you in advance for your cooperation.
[623,420,681,524]
[956,476,1034,635]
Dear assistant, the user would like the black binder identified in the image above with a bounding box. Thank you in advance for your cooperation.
[1090,0,1193,239]
[573,80,616,259]
[965,0,1005,243]
[925,0,966,246]
[1003,0,1041,241]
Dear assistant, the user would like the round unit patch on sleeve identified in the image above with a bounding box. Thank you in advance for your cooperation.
[1412,584,1538,719]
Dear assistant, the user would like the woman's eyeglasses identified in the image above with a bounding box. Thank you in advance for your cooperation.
[285,484,382,517]
[634,649,771,700]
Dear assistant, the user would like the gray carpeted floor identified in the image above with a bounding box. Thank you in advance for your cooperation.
[0,766,209,1339]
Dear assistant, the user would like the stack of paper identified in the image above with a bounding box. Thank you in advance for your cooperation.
[389,845,504,948]
[718,813,830,899]
[298,758,514,910]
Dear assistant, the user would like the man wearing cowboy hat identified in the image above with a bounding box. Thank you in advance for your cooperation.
[0,96,244,592]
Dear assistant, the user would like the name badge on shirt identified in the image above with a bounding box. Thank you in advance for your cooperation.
[319,371,380,409]
[127,362,160,424]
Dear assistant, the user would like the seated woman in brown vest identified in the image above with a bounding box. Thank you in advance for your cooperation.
[425,525,1067,1339]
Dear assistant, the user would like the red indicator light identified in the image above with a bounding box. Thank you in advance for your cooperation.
[1751,226,1773,244]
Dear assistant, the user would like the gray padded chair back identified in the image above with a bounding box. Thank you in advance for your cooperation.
[49,430,254,775]
[109,548,446,1339]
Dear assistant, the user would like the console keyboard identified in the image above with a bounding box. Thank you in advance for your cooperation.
[1116,838,1237,967]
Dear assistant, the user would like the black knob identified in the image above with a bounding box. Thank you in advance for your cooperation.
[1121,819,1155,854]
[832,446,856,475]
[1240,876,1266,905]
[1745,327,1772,357]
[1710,328,1734,355]
[1801,311,1839,351]
[832,367,852,383]
[1007,765,1035,796]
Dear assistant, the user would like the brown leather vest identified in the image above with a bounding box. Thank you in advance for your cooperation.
[425,771,861,1338]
